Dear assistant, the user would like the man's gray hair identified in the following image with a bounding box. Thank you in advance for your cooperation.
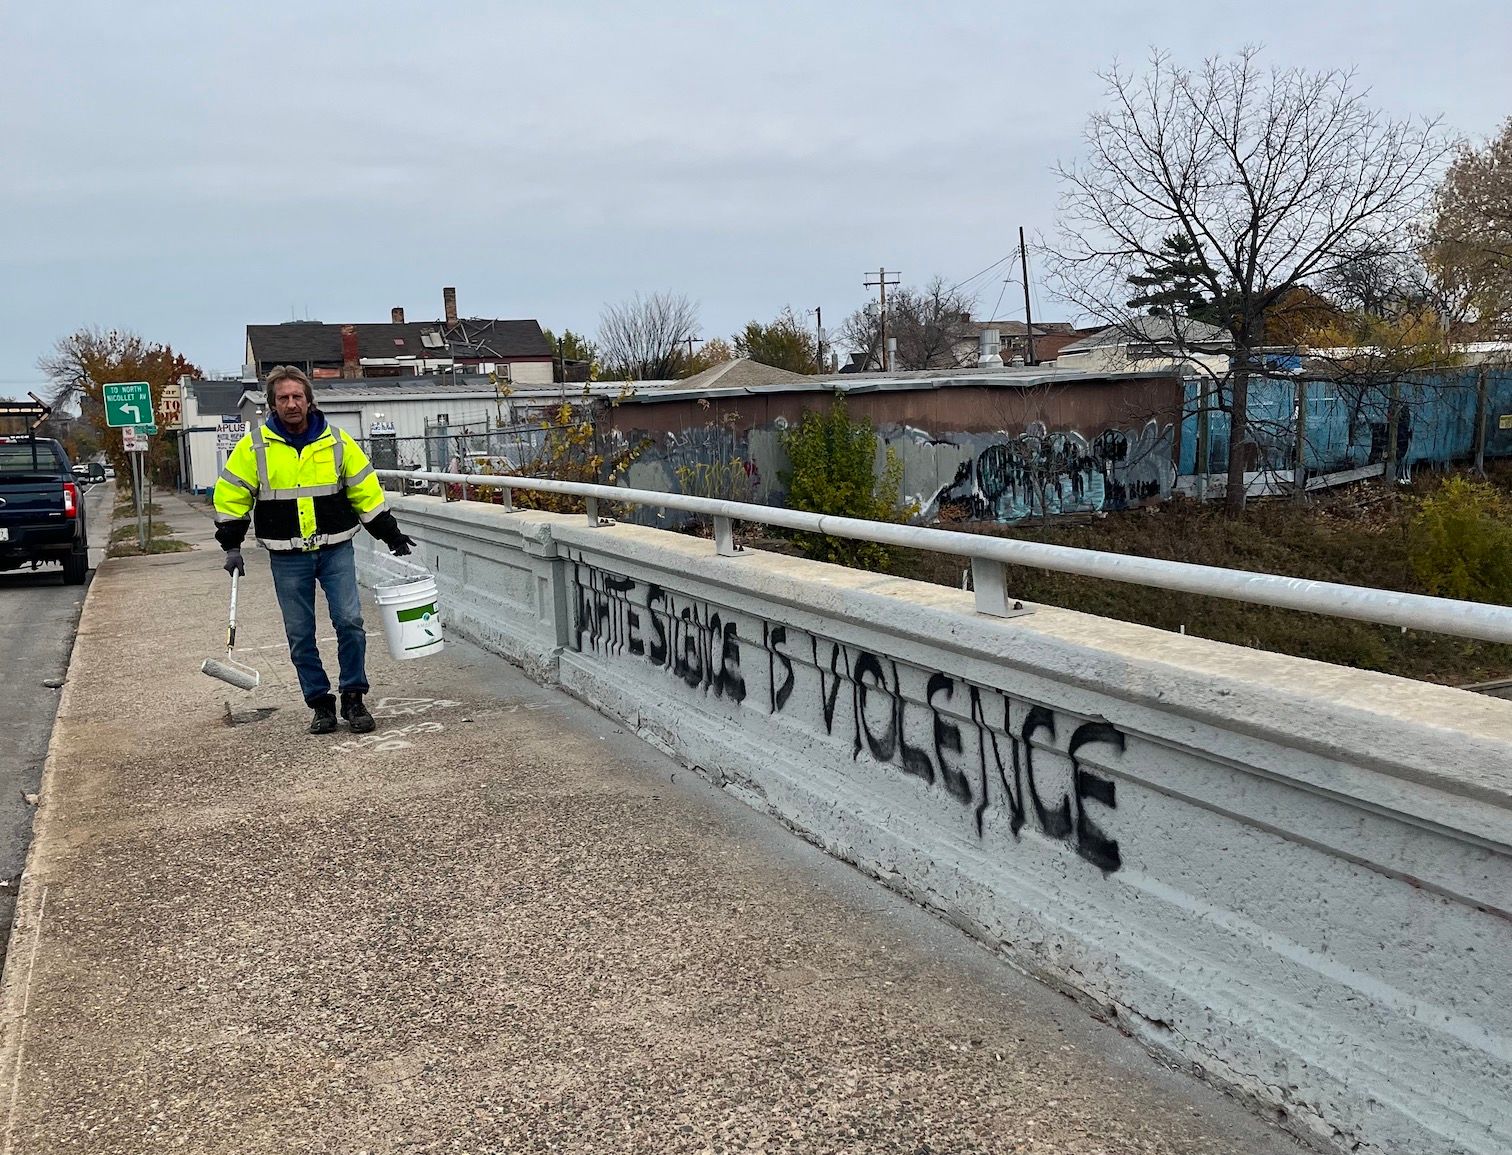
[264,365,315,408]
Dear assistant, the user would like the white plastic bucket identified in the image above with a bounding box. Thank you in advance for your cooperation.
[374,574,444,661]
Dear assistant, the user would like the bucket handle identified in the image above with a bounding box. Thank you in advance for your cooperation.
[377,554,433,580]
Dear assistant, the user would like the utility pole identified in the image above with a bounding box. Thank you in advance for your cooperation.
[864,268,901,370]
[1019,227,1035,366]
[814,306,823,372]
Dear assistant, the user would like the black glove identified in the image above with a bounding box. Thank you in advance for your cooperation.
[388,533,416,557]
[223,549,246,577]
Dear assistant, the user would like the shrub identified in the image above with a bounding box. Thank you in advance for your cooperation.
[1409,477,1512,602]
[778,397,916,569]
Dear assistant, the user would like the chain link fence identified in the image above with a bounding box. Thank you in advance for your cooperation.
[358,422,562,496]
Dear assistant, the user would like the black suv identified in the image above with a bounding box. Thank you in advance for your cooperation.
[0,435,91,584]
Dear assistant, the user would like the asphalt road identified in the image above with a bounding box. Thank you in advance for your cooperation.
[0,480,111,965]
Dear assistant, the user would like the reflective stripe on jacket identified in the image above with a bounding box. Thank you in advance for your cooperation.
[212,419,387,552]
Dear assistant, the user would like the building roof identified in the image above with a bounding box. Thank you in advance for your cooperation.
[1031,332,1090,362]
[439,318,552,360]
[677,358,810,391]
[289,374,682,405]
[614,363,1176,405]
[970,320,1076,337]
[1059,316,1231,353]
[186,380,249,413]
[247,319,551,364]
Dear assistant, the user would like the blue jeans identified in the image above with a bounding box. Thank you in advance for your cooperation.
[268,541,368,707]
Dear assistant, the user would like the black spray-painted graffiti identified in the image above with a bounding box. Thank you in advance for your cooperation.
[931,421,1174,522]
[573,561,1124,872]
[576,565,747,702]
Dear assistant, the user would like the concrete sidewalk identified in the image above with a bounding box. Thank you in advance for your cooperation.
[0,492,1304,1155]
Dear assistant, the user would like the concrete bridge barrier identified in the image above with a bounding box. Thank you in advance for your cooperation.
[357,493,1512,1155]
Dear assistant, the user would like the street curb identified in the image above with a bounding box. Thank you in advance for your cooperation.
[0,483,118,1146]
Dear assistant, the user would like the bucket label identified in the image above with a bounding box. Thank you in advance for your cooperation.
[395,602,442,650]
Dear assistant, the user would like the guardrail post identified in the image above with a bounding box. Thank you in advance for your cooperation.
[713,516,742,557]
[499,484,512,512]
[972,557,1010,617]
[585,496,600,526]
[460,478,469,503]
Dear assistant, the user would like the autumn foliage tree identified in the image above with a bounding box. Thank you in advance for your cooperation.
[39,327,201,493]
[684,337,736,376]
[541,327,601,382]
[1427,117,1512,341]
[733,307,818,373]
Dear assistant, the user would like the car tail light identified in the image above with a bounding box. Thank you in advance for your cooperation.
[62,482,78,518]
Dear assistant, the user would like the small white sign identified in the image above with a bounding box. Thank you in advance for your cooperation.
[216,418,248,452]
[122,426,148,453]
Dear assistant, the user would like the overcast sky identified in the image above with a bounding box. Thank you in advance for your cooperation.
[2,0,1509,394]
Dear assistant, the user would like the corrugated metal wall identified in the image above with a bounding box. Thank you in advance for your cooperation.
[1178,368,1512,477]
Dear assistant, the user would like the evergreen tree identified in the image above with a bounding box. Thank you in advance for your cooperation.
[1125,232,1222,322]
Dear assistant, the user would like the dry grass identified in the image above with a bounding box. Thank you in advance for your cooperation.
[763,466,1512,687]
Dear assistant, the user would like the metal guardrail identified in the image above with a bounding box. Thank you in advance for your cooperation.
[377,469,1512,645]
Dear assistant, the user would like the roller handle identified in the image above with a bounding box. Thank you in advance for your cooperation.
[226,571,239,654]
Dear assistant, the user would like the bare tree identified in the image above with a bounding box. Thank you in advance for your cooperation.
[840,277,978,371]
[1050,48,1450,514]
[596,292,700,381]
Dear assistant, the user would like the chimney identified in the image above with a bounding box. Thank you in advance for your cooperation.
[341,324,360,379]
[443,287,458,327]
[977,328,1002,368]
[391,306,405,324]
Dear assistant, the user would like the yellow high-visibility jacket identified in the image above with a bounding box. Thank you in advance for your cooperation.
[212,414,393,552]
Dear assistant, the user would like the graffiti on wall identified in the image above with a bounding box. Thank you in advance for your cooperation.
[571,559,1126,872]
[928,420,1176,522]
[618,416,1175,527]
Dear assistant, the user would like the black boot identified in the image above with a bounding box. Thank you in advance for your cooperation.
[341,691,376,734]
[309,695,339,735]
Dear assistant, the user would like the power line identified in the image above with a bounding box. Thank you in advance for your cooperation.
[988,277,1014,333]
[947,252,1018,295]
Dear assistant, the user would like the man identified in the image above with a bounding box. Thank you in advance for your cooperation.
[213,366,416,734]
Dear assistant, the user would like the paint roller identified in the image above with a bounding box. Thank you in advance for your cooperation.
[201,571,260,691]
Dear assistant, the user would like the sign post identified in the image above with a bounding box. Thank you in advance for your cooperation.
[104,382,156,551]
[130,446,146,551]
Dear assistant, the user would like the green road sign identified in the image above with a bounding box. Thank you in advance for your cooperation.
[103,381,154,428]
[128,424,158,437]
